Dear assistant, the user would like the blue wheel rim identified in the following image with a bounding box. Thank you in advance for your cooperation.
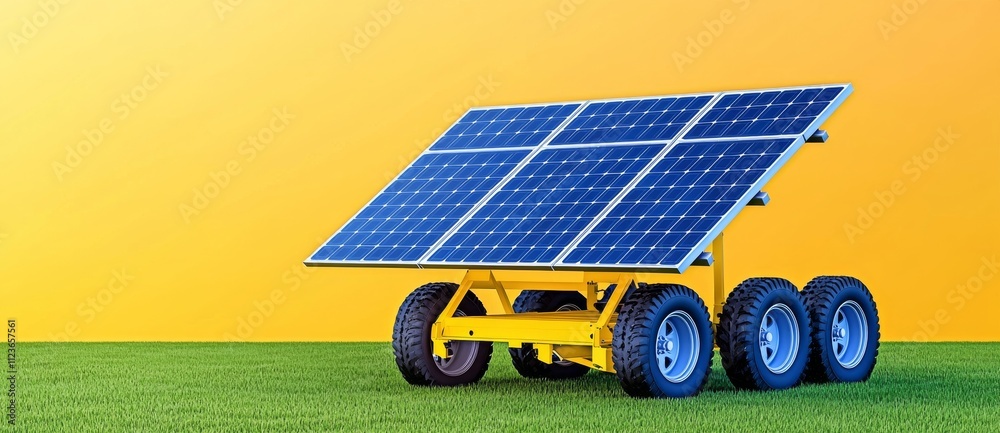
[655,311,700,383]
[833,300,868,369]
[760,304,799,374]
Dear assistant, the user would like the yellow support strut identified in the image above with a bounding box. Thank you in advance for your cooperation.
[430,233,731,373]
[430,270,636,373]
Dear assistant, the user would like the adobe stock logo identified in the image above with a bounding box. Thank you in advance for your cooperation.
[213,0,249,21]
[340,0,404,63]
[48,268,135,341]
[223,263,316,341]
[878,0,931,41]
[672,0,752,73]
[7,0,71,54]
[178,107,294,223]
[911,255,997,341]
[545,0,588,31]
[392,73,501,182]
[51,66,169,181]
[843,127,959,243]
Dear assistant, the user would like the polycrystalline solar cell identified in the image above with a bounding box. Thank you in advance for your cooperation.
[549,95,714,146]
[308,149,531,264]
[424,144,665,265]
[429,103,581,151]
[683,86,847,140]
[559,138,798,268]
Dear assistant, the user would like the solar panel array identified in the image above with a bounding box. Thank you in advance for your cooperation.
[549,96,713,145]
[430,104,580,150]
[426,144,663,266]
[557,138,797,268]
[308,84,852,272]
[308,150,532,265]
[683,87,845,140]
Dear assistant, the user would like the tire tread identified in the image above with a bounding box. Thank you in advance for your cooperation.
[391,282,492,386]
[613,284,713,398]
[801,276,880,383]
[717,277,808,390]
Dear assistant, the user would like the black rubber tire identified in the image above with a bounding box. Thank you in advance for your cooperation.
[613,284,714,398]
[392,282,493,386]
[802,276,880,383]
[717,277,810,391]
[508,291,591,379]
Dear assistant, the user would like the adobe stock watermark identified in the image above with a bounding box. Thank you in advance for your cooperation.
[389,74,501,181]
[178,107,294,223]
[212,0,251,21]
[545,0,588,31]
[48,268,135,341]
[7,0,71,54]
[672,0,752,73]
[878,0,931,41]
[51,65,169,181]
[843,127,959,243]
[223,262,316,341]
[340,0,404,63]
[911,254,997,341]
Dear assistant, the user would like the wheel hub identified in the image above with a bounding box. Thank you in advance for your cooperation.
[832,300,869,369]
[655,311,700,383]
[759,303,800,374]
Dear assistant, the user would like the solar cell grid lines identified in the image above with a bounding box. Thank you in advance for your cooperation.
[308,149,531,264]
[429,103,581,151]
[426,144,665,266]
[683,85,848,140]
[550,95,713,146]
[558,138,798,268]
[307,83,852,271]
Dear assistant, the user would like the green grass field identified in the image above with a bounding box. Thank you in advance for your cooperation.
[10,343,1000,432]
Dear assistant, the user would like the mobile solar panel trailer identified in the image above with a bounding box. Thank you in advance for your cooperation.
[305,84,881,398]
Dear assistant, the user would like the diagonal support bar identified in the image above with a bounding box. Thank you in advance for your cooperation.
[596,274,635,329]
[488,271,515,314]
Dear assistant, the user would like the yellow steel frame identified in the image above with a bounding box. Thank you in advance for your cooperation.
[430,233,729,373]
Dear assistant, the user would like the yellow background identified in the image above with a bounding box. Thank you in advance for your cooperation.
[2,1,998,342]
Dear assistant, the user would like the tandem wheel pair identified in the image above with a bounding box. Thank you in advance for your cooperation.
[391,275,879,398]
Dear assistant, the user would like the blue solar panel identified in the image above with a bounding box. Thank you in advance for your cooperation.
[683,85,849,140]
[424,144,664,266]
[308,149,531,264]
[550,96,713,146]
[558,138,799,269]
[429,104,581,151]
[308,83,852,271]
